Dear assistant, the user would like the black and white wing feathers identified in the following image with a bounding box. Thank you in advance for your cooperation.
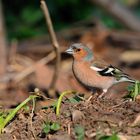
[90,64,135,83]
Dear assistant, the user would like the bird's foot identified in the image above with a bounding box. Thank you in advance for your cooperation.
[98,92,105,98]
[98,89,107,98]
[86,95,93,102]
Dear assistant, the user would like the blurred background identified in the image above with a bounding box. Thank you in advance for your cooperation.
[0,0,140,107]
[2,0,140,40]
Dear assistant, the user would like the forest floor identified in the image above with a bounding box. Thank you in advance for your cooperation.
[0,23,140,140]
[1,93,140,140]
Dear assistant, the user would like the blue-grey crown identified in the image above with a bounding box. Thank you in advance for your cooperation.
[71,43,94,61]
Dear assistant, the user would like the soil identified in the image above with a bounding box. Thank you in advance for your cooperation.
[0,26,140,140]
[1,93,140,140]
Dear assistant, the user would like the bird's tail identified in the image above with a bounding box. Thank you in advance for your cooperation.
[105,66,137,84]
[117,75,136,84]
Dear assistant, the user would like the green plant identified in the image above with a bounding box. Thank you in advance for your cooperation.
[43,121,60,134]
[74,125,85,140]
[0,95,39,133]
[68,94,84,103]
[98,133,119,140]
[56,90,76,116]
[127,80,140,101]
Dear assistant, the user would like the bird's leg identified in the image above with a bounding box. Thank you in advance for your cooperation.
[87,95,93,102]
[86,89,97,102]
[98,89,107,98]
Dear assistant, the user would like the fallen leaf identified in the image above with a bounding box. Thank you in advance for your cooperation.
[72,110,84,122]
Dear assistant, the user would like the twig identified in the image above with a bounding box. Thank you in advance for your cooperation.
[13,51,55,83]
[111,99,129,109]
[90,0,140,32]
[30,97,37,140]
[109,31,140,49]
[9,39,18,64]
[68,123,71,135]
[40,0,61,97]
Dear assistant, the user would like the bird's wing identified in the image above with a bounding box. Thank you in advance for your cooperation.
[90,57,110,71]
[90,59,108,70]
[90,60,135,82]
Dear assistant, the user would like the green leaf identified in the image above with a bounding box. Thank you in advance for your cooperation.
[99,133,119,140]
[0,95,39,133]
[68,95,84,103]
[74,125,85,140]
[127,84,134,92]
[43,122,51,134]
[127,81,140,101]
[68,97,80,103]
[0,116,5,125]
[50,122,60,131]
[21,7,43,25]
[23,105,30,112]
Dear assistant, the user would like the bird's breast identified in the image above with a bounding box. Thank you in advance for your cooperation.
[72,61,115,90]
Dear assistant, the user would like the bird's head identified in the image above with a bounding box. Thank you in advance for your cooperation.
[65,43,93,61]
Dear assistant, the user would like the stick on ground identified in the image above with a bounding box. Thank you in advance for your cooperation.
[13,51,55,83]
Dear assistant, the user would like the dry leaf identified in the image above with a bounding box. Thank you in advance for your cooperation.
[72,110,84,122]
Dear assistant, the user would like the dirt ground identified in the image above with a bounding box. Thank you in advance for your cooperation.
[0,26,140,140]
[1,93,140,140]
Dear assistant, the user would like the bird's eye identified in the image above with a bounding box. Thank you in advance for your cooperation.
[76,48,81,52]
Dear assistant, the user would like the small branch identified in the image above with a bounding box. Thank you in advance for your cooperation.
[107,31,140,49]
[40,0,61,96]
[90,0,140,32]
[9,39,18,63]
[30,97,37,140]
[13,51,55,83]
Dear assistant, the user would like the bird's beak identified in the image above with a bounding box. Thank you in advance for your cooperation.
[65,47,73,54]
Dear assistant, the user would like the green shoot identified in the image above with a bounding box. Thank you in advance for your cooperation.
[74,125,85,140]
[50,122,60,131]
[68,94,84,103]
[22,104,30,112]
[127,80,140,101]
[43,121,60,134]
[98,133,119,140]
[43,122,51,134]
[0,95,39,133]
[68,97,80,103]
[0,111,7,126]
[56,90,76,116]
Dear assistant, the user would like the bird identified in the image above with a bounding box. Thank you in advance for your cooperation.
[65,43,135,98]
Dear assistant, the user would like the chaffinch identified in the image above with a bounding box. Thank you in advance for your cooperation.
[65,43,135,97]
